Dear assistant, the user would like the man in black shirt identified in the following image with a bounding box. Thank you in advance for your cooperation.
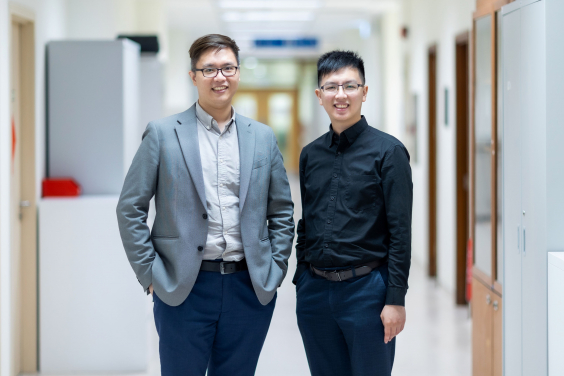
[294,50,413,376]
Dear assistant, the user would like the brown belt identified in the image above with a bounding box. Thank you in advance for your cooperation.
[310,260,385,282]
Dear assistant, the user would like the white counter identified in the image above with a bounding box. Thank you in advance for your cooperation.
[549,252,564,376]
[39,196,150,373]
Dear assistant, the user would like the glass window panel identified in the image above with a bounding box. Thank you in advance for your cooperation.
[474,15,493,277]
[496,11,503,285]
[233,94,258,120]
[268,93,293,161]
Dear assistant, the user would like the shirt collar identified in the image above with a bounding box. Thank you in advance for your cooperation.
[328,115,369,148]
[196,101,236,134]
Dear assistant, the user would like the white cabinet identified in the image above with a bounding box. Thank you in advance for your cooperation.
[47,40,140,194]
[548,252,564,376]
[502,1,547,375]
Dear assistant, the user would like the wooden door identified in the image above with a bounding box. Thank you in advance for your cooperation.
[455,33,470,305]
[10,14,37,373]
[10,21,23,375]
[492,292,502,376]
[233,90,300,172]
[472,277,493,376]
[427,46,437,278]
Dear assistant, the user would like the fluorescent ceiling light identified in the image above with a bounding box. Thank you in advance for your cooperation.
[222,11,314,22]
[219,1,322,9]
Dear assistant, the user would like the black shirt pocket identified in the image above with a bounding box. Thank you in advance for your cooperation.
[344,175,379,213]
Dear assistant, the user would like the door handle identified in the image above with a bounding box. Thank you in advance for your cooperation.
[486,294,492,305]
[523,228,526,254]
[493,301,499,311]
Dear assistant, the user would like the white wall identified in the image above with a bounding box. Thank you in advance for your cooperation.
[397,0,475,293]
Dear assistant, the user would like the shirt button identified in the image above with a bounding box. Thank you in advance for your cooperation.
[324,243,329,248]
[333,174,337,178]
[330,196,335,201]
[222,206,226,211]
[337,152,341,155]
[220,183,224,187]
[327,220,331,224]
[202,213,208,219]
[197,246,204,251]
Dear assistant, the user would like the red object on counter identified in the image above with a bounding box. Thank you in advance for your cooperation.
[42,178,81,197]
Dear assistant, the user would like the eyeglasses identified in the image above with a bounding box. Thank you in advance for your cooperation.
[194,66,239,78]
[320,82,364,94]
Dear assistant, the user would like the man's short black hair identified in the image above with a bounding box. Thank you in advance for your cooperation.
[317,50,365,87]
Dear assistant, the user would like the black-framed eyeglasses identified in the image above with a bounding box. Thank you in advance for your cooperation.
[320,82,364,94]
[194,66,239,78]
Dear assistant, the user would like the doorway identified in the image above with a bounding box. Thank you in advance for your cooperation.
[9,10,37,374]
[455,32,470,305]
[233,89,300,172]
[427,45,437,278]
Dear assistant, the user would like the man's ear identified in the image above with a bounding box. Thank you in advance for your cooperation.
[362,85,368,102]
[315,88,323,105]
[189,71,197,86]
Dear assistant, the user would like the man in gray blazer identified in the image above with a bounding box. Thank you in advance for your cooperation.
[116,34,294,376]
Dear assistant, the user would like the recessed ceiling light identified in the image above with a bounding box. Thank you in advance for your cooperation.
[218,1,322,9]
[222,11,315,22]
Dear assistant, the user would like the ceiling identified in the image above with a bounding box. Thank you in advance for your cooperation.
[166,0,398,57]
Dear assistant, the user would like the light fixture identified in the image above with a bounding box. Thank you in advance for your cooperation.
[222,11,315,22]
[218,1,322,9]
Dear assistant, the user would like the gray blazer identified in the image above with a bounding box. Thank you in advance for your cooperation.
[116,104,295,306]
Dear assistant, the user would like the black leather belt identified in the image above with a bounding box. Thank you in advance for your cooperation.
[200,259,248,274]
[310,260,384,282]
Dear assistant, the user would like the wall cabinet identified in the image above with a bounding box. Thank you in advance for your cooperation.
[501,1,547,375]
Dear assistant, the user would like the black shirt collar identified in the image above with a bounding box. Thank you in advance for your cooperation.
[329,116,369,148]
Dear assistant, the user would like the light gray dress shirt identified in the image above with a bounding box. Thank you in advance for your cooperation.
[196,102,244,261]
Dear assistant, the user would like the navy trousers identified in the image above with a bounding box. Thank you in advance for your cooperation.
[153,269,276,376]
[296,265,395,376]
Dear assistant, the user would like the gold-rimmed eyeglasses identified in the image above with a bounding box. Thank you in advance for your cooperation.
[320,82,364,94]
[194,66,239,78]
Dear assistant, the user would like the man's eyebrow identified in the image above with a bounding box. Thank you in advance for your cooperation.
[202,62,237,67]
[322,80,359,85]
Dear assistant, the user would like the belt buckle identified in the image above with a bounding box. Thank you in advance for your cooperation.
[220,262,227,275]
[331,270,342,281]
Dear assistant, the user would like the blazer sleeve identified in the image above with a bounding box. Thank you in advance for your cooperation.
[266,129,295,279]
[116,122,160,292]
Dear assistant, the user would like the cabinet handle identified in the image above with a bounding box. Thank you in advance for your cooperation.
[517,225,520,252]
[493,301,499,311]
[486,294,491,305]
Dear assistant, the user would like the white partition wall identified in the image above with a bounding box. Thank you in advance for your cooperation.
[139,55,163,141]
[39,197,148,373]
[47,40,140,194]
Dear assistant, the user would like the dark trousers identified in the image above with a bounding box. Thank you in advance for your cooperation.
[296,265,395,376]
[153,269,276,376]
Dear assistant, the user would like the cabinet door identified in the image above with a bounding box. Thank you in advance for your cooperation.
[520,2,547,375]
[493,293,502,376]
[473,278,493,376]
[501,8,522,376]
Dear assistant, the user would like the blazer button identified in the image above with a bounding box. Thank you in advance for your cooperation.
[202,213,208,220]
[198,246,204,251]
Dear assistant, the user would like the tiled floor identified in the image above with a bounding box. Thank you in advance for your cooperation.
[35,173,472,376]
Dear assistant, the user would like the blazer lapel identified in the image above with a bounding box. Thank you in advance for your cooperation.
[237,115,255,212]
[174,105,207,210]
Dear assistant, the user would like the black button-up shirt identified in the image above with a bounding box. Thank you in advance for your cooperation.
[293,116,413,306]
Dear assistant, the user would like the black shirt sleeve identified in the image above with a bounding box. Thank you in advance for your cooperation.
[381,145,413,306]
[293,148,309,284]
